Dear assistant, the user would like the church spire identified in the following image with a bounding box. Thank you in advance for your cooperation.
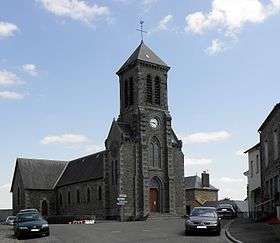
[116,41,170,75]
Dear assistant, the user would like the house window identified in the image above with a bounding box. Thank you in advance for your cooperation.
[129,77,134,106]
[250,161,254,177]
[264,141,269,167]
[98,186,102,201]
[87,188,91,203]
[154,76,161,105]
[256,154,259,173]
[68,191,71,205]
[124,79,129,108]
[265,181,269,197]
[76,189,80,204]
[59,193,63,206]
[146,75,153,104]
[274,176,279,194]
[273,131,279,160]
[150,138,161,168]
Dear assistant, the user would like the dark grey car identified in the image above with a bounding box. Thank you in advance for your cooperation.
[185,207,221,236]
[14,212,49,239]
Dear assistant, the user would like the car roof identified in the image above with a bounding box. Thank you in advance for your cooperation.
[192,207,216,210]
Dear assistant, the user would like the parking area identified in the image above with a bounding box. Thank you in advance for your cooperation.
[0,218,231,243]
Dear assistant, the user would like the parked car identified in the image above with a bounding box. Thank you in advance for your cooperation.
[14,212,49,239]
[19,208,39,214]
[185,207,221,236]
[216,204,237,219]
[6,216,16,226]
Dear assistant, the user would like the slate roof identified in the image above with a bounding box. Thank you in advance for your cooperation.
[244,143,260,154]
[117,41,169,75]
[184,176,218,191]
[258,103,280,131]
[56,151,105,187]
[12,158,68,191]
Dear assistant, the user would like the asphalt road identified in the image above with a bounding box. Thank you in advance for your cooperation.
[0,219,231,243]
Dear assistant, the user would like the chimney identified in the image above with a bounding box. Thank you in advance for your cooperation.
[201,171,210,188]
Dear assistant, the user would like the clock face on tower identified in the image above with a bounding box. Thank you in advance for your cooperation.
[149,118,159,128]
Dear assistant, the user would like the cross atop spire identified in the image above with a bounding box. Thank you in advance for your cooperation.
[136,20,147,42]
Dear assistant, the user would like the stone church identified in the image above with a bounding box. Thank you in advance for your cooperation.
[10,41,185,220]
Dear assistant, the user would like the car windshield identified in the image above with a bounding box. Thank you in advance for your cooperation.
[190,208,217,218]
[17,213,42,222]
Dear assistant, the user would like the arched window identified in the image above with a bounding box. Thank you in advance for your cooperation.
[87,188,90,203]
[76,189,80,204]
[146,75,153,104]
[98,186,102,201]
[59,193,63,206]
[150,138,161,168]
[129,77,134,105]
[124,79,129,108]
[68,191,71,205]
[154,76,161,105]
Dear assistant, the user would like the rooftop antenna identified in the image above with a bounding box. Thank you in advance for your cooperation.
[136,20,147,42]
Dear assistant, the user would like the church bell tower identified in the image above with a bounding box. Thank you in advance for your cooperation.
[111,39,185,219]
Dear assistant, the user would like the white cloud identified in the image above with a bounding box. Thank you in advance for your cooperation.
[39,0,110,25]
[0,70,22,86]
[0,21,19,38]
[157,15,173,31]
[84,144,104,153]
[22,64,38,76]
[185,0,280,53]
[0,183,11,209]
[0,91,25,100]
[181,131,231,144]
[185,0,276,35]
[41,133,91,146]
[205,39,225,55]
[215,177,244,183]
[142,0,158,11]
[185,157,213,166]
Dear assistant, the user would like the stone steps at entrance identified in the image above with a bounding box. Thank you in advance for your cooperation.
[148,213,181,220]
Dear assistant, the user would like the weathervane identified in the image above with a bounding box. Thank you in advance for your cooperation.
[136,20,147,42]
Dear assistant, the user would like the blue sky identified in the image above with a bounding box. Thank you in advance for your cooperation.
[1,0,280,208]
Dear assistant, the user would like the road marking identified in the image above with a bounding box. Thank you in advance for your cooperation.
[111,230,121,233]
[143,229,150,232]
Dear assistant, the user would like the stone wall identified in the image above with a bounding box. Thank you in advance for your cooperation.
[12,167,26,215]
[56,179,105,218]
[25,190,57,216]
[260,108,280,216]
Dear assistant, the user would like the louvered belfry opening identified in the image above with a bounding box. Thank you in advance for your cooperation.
[129,77,134,106]
[154,76,161,105]
[124,79,129,108]
[146,74,153,104]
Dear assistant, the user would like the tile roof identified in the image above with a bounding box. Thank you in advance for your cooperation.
[14,158,67,190]
[56,151,105,187]
[117,41,169,75]
[184,175,218,191]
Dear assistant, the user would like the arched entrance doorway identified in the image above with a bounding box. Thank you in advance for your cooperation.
[41,200,48,216]
[149,177,162,213]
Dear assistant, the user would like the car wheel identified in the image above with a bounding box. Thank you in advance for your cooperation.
[185,229,189,235]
